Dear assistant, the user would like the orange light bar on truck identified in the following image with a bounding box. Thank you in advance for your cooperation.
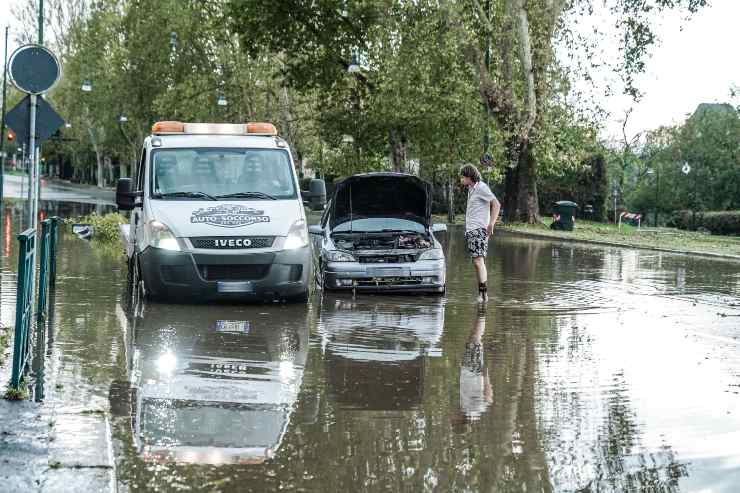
[151,121,278,136]
[151,121,185,134]
[245,122,277,135]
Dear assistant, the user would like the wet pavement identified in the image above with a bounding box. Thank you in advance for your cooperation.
[1,198,740,492]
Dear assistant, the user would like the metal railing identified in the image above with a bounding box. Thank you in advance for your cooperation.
[9,216,60,390]
[37,217,59,322]
[11,229,36,389]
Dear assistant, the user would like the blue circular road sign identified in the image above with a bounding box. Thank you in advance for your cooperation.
[8,44,61,95]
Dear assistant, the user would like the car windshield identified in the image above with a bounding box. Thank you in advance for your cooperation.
[150,148,297,200]
[332,218,425,233]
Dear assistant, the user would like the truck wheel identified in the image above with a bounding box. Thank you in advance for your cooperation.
[285,291,309,303]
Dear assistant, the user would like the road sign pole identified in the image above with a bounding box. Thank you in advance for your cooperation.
[27,95,37,231]
[1,26,9,202]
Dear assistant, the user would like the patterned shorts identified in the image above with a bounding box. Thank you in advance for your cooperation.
[465,228,489,258]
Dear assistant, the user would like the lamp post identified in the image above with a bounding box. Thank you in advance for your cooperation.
[646,168,659,226]
[118,114,134,179]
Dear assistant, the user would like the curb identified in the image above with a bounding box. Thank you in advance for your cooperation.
[498,228,740,263]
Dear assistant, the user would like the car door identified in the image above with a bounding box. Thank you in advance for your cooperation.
[131,145,147,256]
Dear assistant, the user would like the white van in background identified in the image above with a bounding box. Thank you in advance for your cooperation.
[117,121,326,302]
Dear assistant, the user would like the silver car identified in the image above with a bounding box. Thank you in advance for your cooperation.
[309,172,447,294]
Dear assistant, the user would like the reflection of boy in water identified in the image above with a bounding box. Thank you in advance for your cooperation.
[457,310,493,423]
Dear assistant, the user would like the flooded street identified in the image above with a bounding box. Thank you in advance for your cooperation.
[3,200,740,492]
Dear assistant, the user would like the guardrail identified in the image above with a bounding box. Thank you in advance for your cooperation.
[11,229,36,390]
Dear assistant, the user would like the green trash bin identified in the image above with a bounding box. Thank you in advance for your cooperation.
[551,201,578,231]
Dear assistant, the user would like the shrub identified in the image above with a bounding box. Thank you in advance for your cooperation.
[668,210,740,235]
[65,212,127,244]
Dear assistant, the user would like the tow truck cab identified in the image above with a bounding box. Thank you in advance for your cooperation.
[117,121,326,302]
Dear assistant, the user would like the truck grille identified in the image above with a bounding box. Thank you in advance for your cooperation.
[190,236,274,249]
[198,264,270,281]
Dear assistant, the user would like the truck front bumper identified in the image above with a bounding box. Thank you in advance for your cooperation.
[138,245,311,302]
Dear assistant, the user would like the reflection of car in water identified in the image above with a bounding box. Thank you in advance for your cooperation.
[317,295,444,410]
[110,303,309,465]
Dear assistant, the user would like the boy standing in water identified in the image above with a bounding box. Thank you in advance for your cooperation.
[460,164,500,302]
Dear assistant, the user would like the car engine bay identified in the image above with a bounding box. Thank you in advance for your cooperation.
[331,231,433,263]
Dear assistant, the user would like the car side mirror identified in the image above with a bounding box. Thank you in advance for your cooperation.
[116,178,141,211]
[431,223,447,233]
[308,225,323,235]
[301,179,327,211]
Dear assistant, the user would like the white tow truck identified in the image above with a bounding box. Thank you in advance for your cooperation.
[117,121,325,302]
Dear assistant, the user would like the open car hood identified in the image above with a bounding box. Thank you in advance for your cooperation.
[330,173,432,229]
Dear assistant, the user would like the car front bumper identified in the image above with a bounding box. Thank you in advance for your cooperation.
[323,258,445,293]
[139,245,311,301]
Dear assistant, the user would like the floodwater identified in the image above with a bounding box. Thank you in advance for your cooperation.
[2,199,740,492]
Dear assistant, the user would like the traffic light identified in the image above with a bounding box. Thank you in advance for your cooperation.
[6,130,14,143]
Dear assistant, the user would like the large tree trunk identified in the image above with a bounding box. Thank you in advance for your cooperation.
[389,128,407,173]
[502,137,540,223]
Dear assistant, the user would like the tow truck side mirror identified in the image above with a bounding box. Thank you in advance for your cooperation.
[301,179,327,211]
[116,178,142,211]
[308,225,323,235]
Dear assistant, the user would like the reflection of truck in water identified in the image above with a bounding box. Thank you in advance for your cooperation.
[316,296,444,410]
[110,303,309,465]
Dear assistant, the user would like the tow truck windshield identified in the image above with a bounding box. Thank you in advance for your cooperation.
[151,148,297,200]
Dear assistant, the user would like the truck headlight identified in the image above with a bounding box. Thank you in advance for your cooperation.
[284,219,309,249]
[147,220,180,251]
[325,250,355,262]
[418,248,444,260]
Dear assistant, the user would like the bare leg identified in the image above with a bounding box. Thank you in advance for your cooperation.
[472,256,488,302]
[472,256,487,285]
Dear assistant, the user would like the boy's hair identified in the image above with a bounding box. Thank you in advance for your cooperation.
[460,164,481,183]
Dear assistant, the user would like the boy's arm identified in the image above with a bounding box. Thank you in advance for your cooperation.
[487,196,501,235]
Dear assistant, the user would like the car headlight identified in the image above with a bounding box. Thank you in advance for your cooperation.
[418,248,444,260]
[325,250,356,262]
[284,219,309,249]
[147,220,180,251]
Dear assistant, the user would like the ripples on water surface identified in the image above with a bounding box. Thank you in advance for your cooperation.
[4,202,738,492]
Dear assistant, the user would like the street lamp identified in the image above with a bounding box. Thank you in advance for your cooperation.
[217,93,228,106]
[170,32,178,51]
[81,79,92,92]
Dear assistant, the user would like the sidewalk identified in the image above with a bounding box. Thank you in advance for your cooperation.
[0,399,115,492]
[0,322,115,492]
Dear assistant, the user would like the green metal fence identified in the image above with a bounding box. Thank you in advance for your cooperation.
[37,217,59,322]
[11,229,36,389]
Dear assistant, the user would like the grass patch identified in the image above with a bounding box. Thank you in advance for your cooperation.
[4,385,29,401]
[499,219,740,257]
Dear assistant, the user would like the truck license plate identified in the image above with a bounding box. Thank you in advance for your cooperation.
[214,320,250,333]
[217,281,254,293]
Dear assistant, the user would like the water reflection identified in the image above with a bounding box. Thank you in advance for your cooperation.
[110,303,309,465]
[317,295,444,411]
[452,307,492,425]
